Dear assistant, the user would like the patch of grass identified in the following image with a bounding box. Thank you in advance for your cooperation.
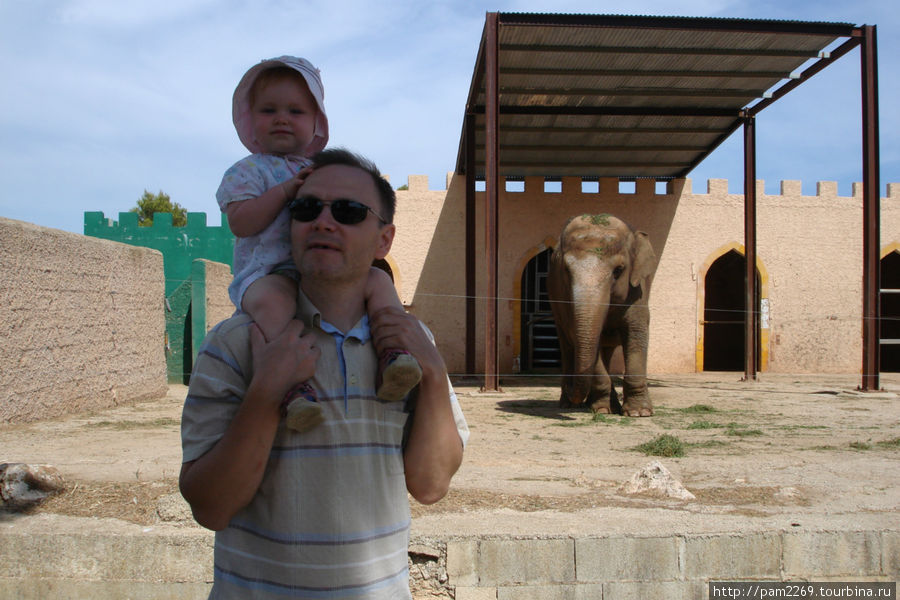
[85,418,180,430]
[686,440,729,449]
[876,437,900,449]
[724,422,764,437]
[849,441,872,451]
[633,434,685,457]
[776,424,829,431]
[678,404,717,414]
[687,420,721,430]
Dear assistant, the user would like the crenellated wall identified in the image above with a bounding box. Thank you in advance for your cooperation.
[389,174,900,377]
[18,170,893,422]
[84,211,235,382]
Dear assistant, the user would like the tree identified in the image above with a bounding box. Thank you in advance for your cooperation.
[130,190,187,227]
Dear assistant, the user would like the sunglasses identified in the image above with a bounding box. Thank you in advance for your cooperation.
[289,195,387,225]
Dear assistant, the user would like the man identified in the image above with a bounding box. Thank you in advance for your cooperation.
[180,149,468,599]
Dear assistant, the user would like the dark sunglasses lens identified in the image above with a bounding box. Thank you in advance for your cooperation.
[290,198,323,222]
[330,200,370,225]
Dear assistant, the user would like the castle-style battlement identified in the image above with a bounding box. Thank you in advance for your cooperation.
[84,211,234,297]
[392,174,898,201]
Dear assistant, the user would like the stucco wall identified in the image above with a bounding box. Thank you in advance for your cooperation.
[1,217,167,423]
[202,259,235,332]
[390,176,900,377]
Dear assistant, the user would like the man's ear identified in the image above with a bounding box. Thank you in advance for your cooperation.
[374,223,395,260]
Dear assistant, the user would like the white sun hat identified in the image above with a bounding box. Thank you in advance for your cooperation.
[232,56,328,156]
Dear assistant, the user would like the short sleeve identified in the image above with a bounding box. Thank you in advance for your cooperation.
[216,157,267,210]
[181,317,254,462]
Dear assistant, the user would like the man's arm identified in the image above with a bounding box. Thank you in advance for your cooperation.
[370,308,464,504]
[179,321,319,530]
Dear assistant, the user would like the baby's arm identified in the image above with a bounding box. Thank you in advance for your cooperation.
[365,267,403,317]
[225,168,310,238]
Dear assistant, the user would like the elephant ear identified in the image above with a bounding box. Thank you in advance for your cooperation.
[630,231,656,290]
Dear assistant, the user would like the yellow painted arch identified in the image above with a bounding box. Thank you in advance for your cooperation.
[695,242,770,372]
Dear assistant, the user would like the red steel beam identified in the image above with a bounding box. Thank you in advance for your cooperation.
[743,114,758,381]
[860,25,881,391]
[483,12,500,391]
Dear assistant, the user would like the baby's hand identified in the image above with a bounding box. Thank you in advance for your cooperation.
[283,166,315,203]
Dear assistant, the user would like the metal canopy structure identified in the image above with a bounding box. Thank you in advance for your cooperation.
[456,12,880,391]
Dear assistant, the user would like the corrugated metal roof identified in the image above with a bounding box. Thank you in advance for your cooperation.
[456,13,860,179]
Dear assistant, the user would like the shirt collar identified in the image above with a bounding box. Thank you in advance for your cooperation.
[295,287,371,342]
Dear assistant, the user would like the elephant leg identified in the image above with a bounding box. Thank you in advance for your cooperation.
[556,329,576,409]
[588,341,617,414]
[619,316,653,417]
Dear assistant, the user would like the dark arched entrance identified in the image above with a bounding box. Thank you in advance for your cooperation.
[520,248,560,372]
[703,250,761,372]
[372,258,393,282]
[880,251,900,372]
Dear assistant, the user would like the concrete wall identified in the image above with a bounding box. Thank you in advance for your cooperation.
[1,217,167,423]
[390,176,900,376]
[1,522,895,599]
[201,259,235,331]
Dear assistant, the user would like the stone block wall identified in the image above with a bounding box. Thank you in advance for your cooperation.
[1,217,167,423]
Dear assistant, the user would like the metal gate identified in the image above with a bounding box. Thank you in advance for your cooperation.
[520,248,560,371]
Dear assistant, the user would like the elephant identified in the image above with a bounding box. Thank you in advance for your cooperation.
[547,213,656,416]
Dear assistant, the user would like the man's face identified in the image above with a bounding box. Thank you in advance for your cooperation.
[290,164,394,284]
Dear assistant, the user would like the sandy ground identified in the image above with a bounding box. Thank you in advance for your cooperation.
[2,373,899,536]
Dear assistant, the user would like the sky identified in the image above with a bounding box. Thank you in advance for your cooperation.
[0,0,897,234]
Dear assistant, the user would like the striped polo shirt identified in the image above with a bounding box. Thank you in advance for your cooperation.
[182,289,468,599]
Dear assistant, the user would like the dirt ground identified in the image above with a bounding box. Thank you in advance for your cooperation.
[3,373,900,534]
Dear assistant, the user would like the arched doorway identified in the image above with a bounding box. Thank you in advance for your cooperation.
[372,257,393,282]
[703,249,761,371]
[520,248,560,372]
[880,251,900,372]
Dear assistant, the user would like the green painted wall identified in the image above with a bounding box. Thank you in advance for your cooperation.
[84,211,235,382]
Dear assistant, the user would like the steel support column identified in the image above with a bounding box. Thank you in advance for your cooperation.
[464,113,476,379]
[860,25,881,391]
[483,12,500,391]
[743,114,758,381]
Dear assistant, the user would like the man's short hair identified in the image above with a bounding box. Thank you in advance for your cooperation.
[310,148,396,224]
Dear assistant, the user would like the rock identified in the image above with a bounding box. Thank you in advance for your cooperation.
[619,460,695,500]
[156,492,194,523]
[0,463,66,510]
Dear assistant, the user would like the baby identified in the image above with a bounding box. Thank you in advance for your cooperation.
[217,56,421,432]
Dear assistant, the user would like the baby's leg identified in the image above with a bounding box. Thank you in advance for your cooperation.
[241,273,298,342]
[366,267,422,401]
[243,274,322,432]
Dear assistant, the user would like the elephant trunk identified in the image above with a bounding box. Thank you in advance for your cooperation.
[568,280,611,405]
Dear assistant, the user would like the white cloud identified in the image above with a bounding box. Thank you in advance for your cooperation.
[0,0,896,232]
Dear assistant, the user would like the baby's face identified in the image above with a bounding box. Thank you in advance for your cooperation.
[250,76,318,156]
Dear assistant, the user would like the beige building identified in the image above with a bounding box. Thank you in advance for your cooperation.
[4,175,897,423]
[388,174,900,379]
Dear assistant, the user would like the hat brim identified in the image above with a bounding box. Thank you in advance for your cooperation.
[232,56,328,156]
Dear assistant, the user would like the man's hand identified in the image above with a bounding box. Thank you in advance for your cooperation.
[249,319,320,402]
[369,307,445,381]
